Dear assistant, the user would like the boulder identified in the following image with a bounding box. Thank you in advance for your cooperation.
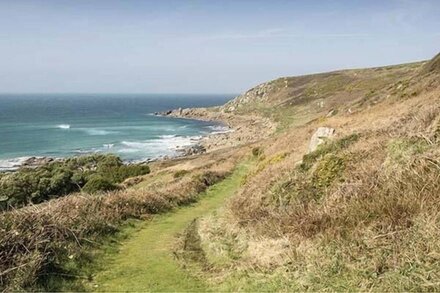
[177,144,207,156]
[308,127,335,153]
[22,157,54,168]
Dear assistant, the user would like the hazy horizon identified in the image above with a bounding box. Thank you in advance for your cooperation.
[1,0,439,94]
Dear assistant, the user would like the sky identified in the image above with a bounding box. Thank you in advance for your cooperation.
[0,0,439,94]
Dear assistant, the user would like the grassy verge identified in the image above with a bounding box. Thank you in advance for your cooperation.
[82,161,252,292]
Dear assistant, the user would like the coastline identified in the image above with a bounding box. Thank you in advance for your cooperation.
[0,117,231,172]
[157,106,276,152]
[0,106,275,172]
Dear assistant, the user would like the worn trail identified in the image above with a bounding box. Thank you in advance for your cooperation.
[90,163,251,292]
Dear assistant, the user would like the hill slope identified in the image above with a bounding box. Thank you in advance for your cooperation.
[422,52,440,74]
[169,60,428,133]
[175,53,440,291]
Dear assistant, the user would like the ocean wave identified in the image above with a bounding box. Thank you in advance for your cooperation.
[159,134,178,139]
[119,135,200,155]
[206,124,233,134]
[82,129,116,136]
[73,148,98,154]
[0,157,31,171]
[118,148,139,154]
[190,135,203,141]
[55,125,118,136]
[57,124,71,129]
[121,141,150,148]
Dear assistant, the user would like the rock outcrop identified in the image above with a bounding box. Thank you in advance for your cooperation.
[221,81,275,113]
[21,157,55,168]
[177,144,207,156]
[308,127,335,153]
[157,106,277,153]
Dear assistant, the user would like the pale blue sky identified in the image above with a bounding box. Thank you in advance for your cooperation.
[0,0,439,93]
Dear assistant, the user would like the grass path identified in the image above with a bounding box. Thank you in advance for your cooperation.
[89,162,251,292]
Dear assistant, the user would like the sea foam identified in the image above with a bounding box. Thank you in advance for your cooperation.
[206,125,233,134]
[57,124,71,129]
[82,129,116,136]
[119,135,200,156]
[0,157,32,171]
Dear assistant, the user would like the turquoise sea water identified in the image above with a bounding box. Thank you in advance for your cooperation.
[0,94,233,169]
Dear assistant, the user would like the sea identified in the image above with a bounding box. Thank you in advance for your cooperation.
[0,94,234,171]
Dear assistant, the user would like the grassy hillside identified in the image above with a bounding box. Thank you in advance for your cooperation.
[2,53,439,291]
[222,61,426,130]
[177,53,440,291]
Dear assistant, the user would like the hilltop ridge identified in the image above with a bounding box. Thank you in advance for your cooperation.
[164,57,434,139]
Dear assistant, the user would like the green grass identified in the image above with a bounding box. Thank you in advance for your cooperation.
[85,161,252,292]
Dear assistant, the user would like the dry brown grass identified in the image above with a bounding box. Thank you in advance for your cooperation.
[184,69,440,290]
[0,161,235,291]
[422,52,440,74]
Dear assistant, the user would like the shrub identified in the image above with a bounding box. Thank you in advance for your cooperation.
[82,176,118,194]
[267,153,347,207]
[299,133,359,171]
[311,154,346,189]
[116,165,150,182]
[0,154,151,210]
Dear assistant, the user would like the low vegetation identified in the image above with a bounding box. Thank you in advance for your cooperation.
[0,154,150,210]
[299,133,359,171]
[0,160,231,291]
[175,54,440,291]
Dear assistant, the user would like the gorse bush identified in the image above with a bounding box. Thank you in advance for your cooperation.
[299,133,359,171]
[0,154,150,210]
[82,176,118,194]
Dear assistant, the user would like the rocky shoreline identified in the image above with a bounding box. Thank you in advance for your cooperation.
[0,156,63,172]
[1,106,275,172]
[156,106,276,152]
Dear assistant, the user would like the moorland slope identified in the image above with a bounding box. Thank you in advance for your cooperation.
[173,53,440,291]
